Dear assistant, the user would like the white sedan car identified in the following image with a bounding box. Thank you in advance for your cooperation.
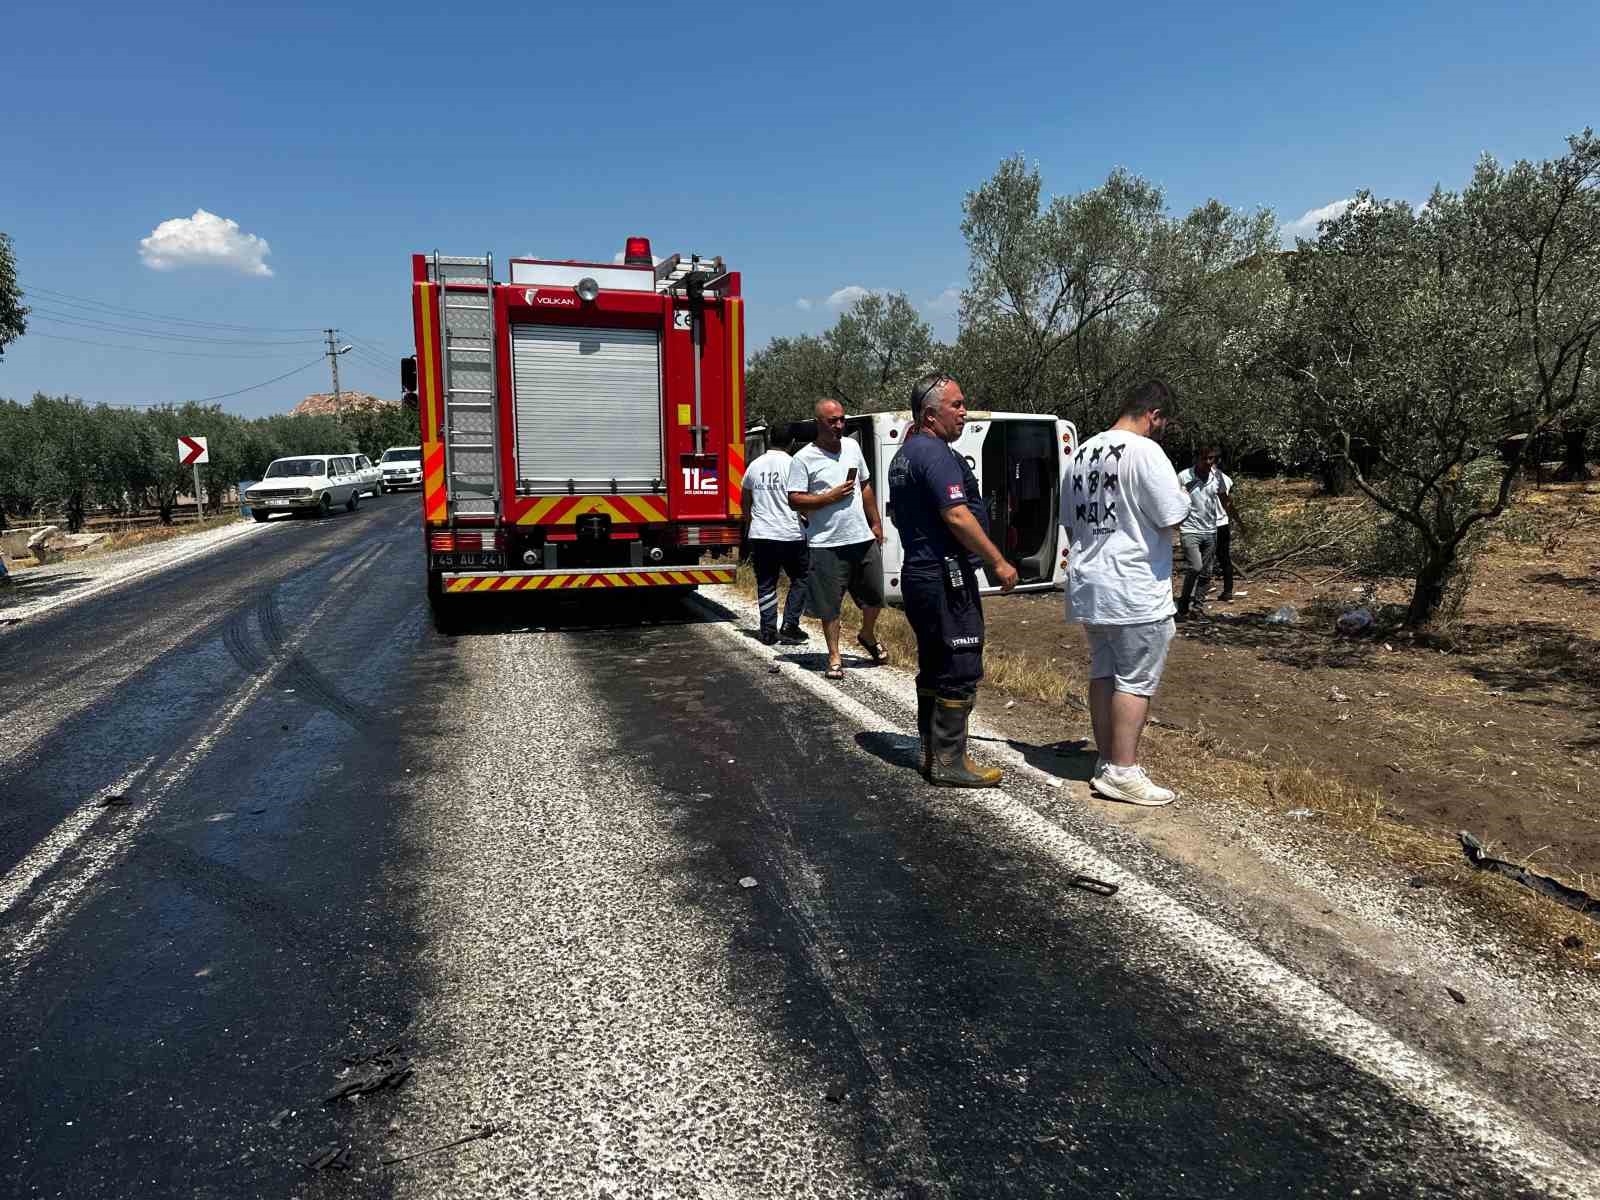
[245,455,365,520]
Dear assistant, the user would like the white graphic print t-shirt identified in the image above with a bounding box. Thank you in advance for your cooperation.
[1062,430,1190,625]
[744,448,805,542]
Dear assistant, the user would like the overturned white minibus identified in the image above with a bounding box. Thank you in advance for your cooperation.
[746,410,1078,604]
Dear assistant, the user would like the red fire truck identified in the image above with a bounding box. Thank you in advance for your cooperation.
[408,239,745,625]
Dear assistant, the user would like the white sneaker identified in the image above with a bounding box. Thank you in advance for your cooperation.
[1091,765,1176,807]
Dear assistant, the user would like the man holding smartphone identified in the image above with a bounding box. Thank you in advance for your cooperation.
[786,398,884,680]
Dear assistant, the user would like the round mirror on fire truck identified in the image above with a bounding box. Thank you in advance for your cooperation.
[575,276,600,303]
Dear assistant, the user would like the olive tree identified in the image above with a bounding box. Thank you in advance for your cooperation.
[747,291,938,428]
[0,233,27,360]
[1276,130,1600,626]
[956,157,1281,439]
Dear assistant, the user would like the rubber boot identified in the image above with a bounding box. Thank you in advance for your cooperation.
[916,689,936,780]
[929,697,1003,788]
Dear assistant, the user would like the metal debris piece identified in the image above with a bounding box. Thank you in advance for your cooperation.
[1327,688,1350,703]
[738,876,758,889]
[1446,987,1467,1005]
[268,1108,292,1129]
[98,794,131,807]
[380,1122,500,1167]
[304,1144,343,1170]
[1458,831,1600,921]
[1068,874,1119,897]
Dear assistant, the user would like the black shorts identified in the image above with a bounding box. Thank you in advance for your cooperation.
[806,540,885,621]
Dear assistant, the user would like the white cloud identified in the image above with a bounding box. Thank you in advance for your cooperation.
[924,285,961,316]
[1283,198,1356,241]
[795,298,813,311]
[139,209,273,276]
[826,285,872,308]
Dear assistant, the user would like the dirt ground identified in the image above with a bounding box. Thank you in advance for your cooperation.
[981,479,1600,884]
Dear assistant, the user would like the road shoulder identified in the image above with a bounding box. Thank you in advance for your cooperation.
[699,581,1600,1175]
[0,519,272,626]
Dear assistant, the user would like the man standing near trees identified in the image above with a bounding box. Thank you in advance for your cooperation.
[787,399,885,680]
[1063,380,1191,807]
[1176,445,1243,618]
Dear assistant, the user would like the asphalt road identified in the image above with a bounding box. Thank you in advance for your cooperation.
[0,494,1591,1198]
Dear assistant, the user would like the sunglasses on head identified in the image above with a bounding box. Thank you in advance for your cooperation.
[912,373,956,415]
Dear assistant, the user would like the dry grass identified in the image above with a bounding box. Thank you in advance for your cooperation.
[727,558,1600,972]
[89,514,242,558]
[1142,733,1600,972]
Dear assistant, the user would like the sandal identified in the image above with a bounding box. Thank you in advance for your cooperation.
[856,633,885,665]
[824,663,845,680]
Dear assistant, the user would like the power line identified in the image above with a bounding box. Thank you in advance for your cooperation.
[18,282,326,335]
[93,355,327,408]
[30,308,325,346]
[25,331,320,360]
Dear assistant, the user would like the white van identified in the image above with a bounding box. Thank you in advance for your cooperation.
[748,410,1077,603]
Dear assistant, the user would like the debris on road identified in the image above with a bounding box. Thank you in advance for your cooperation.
[1446,987,1467,1005]
[1458,831,1600,920]
[1285,807,1316,819]
[97,794,131,807]
[1068,874,1120,897]
[303,1144,351,1171]
[738,876,758,890]
[380,1122,500,1167]
[321,1043,415,1103]
[268,1108,293,1129]
[1265,605,1298,625]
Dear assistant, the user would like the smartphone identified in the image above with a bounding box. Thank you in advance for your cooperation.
[846,467,858,482]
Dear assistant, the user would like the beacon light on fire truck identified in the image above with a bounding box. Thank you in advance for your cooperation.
[410,239,747,623]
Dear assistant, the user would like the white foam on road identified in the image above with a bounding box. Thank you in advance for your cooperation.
[0,519,275,625]
[697,588,1600,1200]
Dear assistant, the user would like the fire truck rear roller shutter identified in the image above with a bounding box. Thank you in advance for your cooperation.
[510,324,665,495]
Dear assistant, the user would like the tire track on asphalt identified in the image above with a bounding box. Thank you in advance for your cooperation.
[0,544,391,985]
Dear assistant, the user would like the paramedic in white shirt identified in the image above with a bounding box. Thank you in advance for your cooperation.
[741,422,811,645]
[1062,380,1191,807]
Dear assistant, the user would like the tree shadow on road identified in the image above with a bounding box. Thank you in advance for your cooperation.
[0,569,96,611]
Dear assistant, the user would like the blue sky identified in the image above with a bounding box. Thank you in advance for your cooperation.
[3,0,1594,417]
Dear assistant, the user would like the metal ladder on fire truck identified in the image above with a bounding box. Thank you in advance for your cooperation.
[429,253,500,520]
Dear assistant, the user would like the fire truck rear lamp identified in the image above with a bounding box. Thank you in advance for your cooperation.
[623,236,652,266]
[429,532,456,551]
[575,276,599,302]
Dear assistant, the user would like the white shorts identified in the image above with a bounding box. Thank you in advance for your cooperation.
[1085,618,1175,696]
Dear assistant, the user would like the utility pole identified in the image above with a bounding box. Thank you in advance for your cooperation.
[324,328,345,406]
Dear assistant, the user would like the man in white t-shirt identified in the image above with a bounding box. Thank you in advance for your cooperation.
[741,423,811,645]
[1176,445,1244,617]
[786,398,884,680]
[1063,379,1191,807]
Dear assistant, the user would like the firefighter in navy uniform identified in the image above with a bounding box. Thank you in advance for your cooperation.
[887,372,1019,786]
